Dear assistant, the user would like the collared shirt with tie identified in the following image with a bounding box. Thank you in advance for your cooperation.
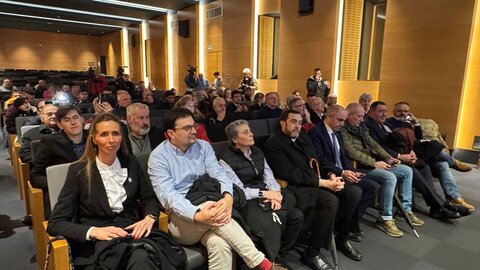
[324,122,343,169]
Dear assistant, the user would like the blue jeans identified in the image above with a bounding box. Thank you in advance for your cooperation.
[360,164,413,220]
[428,161,460,199]
[430,151,455,167]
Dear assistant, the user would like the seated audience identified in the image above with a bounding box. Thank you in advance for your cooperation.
[386,102,475,211]
[35,79,47,98]
[264,110,347,269]
[291,90,301,98]
[307,96,326,125]
[161,90,176,109]
[306,68,330,101]
[47,113,182,270]
[173,95,211,142]
[419,118,463,159]
[325,94,337,111]
[364,101,468,218]
[207,97,235,125]
[219,120,304,268]
[340,103,419,237]
[124,103,164,156]
[5,97,37,134]
[3,89,23,110]
[224,89,232,103]
[77,88,90,104]
[148,108,275,270]
[30,105,87,217]
[227,90,248,113]
[43,84,56,99]
[308,105,379,244]
[358,93,372,113]
[22,87,35,105]
[112,90,132,121]
[19,104,59,164]
[257,92,282,119]
[0,78,17,92]
[196,89,212,116]
[250,92,265,111]
[288,97,315,132]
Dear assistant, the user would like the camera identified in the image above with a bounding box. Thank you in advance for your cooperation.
[187,65,197,75]
[99,93,117,108]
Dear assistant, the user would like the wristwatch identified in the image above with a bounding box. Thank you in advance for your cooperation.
[147,214,158,221]
[258,191,264,198]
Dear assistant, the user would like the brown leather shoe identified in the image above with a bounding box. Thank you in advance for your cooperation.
[452,160,472,172]
[449,198,475,212]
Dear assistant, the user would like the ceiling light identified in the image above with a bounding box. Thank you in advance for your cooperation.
[0,12,123,28]
[89,0,169,13]
[0,0,141,22]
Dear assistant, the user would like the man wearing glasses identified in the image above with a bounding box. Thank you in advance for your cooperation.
[148,108,277,270]
[258,92,282,119]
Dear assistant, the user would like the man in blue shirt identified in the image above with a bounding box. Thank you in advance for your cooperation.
[148,108,276,270]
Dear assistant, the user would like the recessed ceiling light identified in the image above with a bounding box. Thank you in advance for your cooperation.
[57,30,60,32]
[0,12,123,29]
[90,0,169,13]
[0,0,142,22]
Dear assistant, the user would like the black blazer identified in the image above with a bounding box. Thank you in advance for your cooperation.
[122,124,164,155]
[364,116,399,158]
[385,117,423,140]
[264,130,335,213]
[47,153,160,260]
[30,131,86,191]
[308,120,353,176]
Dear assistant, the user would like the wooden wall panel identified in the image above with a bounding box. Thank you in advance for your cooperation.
[171,5,197,94]
[149,16,167,89]
[259,0,280,14]
[222,0,253,89]
[129,27,142,82]
[0,28,101,71]
[258,16,275,79]
[277,0,338,98]
[378,0,475,147]
[336,80,379,106]
[100,31,122,77]
[340,0,363,80]
[205,0,223,81]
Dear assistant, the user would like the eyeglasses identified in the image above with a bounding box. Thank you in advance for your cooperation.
[173,123,199,132]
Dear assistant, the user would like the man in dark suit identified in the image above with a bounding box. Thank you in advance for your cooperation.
[307,96,326,125]
[365,101,470,217]
[30,105,88,218]
[124,103,164,156]
[19,104,59,164]
[308,105,378,246]
[264,110,362,269]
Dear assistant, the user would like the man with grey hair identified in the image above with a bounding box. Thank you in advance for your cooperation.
[258,92,282,119]
[0,78,17,92]
[219,119,303,269]
[358,93,372,112]
[307,96,325,125]
[124,103,164,156]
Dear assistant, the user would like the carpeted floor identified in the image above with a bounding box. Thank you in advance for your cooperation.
[1,134,479,270]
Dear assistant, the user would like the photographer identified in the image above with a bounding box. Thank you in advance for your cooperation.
[184,65,200,90]
[238,68,258,93]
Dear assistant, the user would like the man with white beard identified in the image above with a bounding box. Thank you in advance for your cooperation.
[125,103,164,156]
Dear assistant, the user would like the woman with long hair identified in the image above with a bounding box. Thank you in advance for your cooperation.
[249,92,265,111]
[173,95,211,142]
[47,113,175,269]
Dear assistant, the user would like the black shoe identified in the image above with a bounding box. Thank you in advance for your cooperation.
[301,255,334,270]
[336,239,363,261]
[20,215,32,226]
[430,207,461,219]
[348,231,364,242]
[443,201,472,216]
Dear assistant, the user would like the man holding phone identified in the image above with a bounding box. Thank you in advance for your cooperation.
[308,105,378,260]
[340,103,419,238]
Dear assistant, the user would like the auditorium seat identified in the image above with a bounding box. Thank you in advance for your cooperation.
[150,116,166,131]
[15,116,38,136]
[248,119,269,137]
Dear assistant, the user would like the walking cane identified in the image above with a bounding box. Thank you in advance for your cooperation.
[309,158,339,270]
[393,190,420,238]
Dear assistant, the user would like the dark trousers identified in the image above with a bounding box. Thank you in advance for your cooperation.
[278,207,304,258]
[335,184,362,241]
[126,249,158,270]
[308,188,338,250]
[411,164,444,210]
[351,179,379,232]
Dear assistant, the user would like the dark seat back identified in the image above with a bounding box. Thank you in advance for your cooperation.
[16,116,38,136]
[211,141,230,159]
[31,140,41,163]
[248,119,269,137]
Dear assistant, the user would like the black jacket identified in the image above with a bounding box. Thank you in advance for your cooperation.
[5,108,37,134]
[47,153,161,263]
[364,116,400,158]
[19,124,58,164]
[219,145,266,189]
[308,121,353,176]
[306,76,330,100]
[385,117,423,140]
[257,106,282,119]
[30,131,87,191]
[122,124,164,155]
[264,130,335,212]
